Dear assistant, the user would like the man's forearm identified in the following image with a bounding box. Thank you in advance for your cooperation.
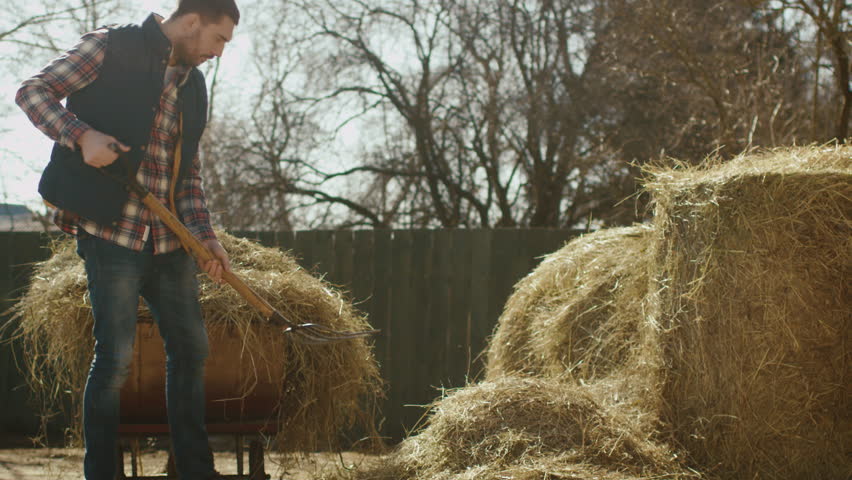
[176,153,217,241]
[15,30,107,150]
[16,81,92,150]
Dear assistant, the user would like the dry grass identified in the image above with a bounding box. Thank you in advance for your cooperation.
[6,231,383,453]
[316,227,693,480]
[487,226,654,382]
[317,145,850,480]
[645,145,851,479]
[486,226,665,435]
[316,377,694,480]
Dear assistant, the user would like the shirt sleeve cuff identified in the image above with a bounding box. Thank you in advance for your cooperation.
[62,120,92,151]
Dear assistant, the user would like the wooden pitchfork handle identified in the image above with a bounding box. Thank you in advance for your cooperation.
[100,144,378,344]
[141,190,277,317]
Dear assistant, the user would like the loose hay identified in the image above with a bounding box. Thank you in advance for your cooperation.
[317,377,694,480]
[320,145,849,480]
[486,226,654,382]
[484,226,665,437]
[317,229,695,480]
[7,231,382,452]
[645,145,851,479]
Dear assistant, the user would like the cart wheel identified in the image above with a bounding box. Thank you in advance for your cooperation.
[115,444,126,479]
[248,439,266,480]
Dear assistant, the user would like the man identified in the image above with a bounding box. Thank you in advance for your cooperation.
[16,1,238,478]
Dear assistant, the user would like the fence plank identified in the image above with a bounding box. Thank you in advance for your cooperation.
[333,230,354,291]
[525,229,549,271]
[488,229,523,336]
[467,229,492,381]
[370,230,393,436]
[431,230,452,389]
[388,230,414,438]
[311,231,335,280]
[448,229,473,386]
[274,230,296,253]
[256,231,277,249]
[351,230,375,320]
[293,230,316,273]
[1,232,53,434]
[410,230,436,410]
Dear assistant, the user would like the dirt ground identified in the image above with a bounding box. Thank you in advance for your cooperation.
[0,436,379,480]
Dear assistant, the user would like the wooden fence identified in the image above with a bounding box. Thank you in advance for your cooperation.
[0,228,581,442]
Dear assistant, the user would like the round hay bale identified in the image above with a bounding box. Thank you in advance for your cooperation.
[645,145,851,479]
[317,377,693,480]
[8,231,382,451]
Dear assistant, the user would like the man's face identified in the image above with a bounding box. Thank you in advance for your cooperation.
[173,14,235,67]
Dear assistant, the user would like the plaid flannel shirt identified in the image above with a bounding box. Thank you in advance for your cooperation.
[16,24,216,254]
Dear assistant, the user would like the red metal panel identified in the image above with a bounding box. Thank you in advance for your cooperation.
[119,319,287,425]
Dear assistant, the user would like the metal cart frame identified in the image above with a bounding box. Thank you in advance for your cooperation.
[116,422,276,480]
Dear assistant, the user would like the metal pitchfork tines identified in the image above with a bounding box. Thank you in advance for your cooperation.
[101,143,379,344]
[273,312,376,345]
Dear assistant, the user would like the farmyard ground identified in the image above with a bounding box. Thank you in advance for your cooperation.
[0,437,378,480]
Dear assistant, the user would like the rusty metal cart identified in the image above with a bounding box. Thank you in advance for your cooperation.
[117,422,275,480]
[115,318,286,479]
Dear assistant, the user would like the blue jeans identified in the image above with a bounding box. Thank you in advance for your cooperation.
[76,233,214,480]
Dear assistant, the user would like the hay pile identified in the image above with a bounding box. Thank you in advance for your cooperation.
[646,145,851,479]
[485,226,664,434]
[321,377,690,480]
[487,226,653,381]
[8,231,382,451]
[318,145,849,480]
[317,227,692,480]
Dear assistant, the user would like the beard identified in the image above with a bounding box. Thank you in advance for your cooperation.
[172,30,202,67]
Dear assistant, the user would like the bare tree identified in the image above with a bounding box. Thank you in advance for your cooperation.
[603,0,813,158]
[0,0,125,59]
[283,0,642,228]
[202,0,827,230]
[0,9,65,45]
[304,0,482,227]
[771,0,850,142]
[473,0,623,227]
[202,7,381,230]
[204,0,479,228]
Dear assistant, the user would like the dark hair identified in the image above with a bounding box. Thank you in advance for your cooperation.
[172,0,240,25]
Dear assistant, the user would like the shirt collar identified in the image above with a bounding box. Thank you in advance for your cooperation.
[145,13,192,86]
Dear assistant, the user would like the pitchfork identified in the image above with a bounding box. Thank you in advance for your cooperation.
[100,143,378,345]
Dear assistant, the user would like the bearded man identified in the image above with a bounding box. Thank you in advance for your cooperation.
[16,1,238,478]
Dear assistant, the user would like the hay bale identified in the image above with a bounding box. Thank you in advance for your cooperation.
[645,145,851,479]
[8,231,382,451]
[317,377,693,480]
[314,227,692,480]
[485,225,664,434]
[316,146,847,480]
[486,226,653,381]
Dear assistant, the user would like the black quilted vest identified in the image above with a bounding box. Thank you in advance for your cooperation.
[38,14,208,225]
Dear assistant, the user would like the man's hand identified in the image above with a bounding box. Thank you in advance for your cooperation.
[200,239,231,284]
[77,129,130,167]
